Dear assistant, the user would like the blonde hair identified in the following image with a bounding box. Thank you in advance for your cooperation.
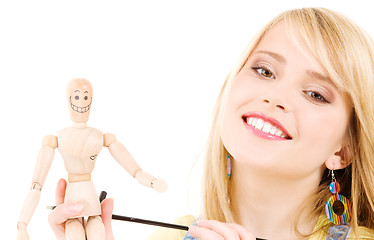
[202,7,374,238]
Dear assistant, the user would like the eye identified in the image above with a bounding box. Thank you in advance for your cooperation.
[251,65,275,79]
[84,96,88,100]
[75,96,79,100]
[304,91,330,103]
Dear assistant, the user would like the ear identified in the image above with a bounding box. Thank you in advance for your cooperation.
[325,146,352,170]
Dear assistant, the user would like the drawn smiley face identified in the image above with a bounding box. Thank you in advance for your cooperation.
[67,78,93,122]
[70,89,92,113]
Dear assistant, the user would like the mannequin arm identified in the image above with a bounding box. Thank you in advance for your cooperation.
[104,133,167,192]
[17,135,57,239]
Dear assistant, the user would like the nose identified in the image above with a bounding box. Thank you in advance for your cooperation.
[262,83,291,112]
[263,99,285,110]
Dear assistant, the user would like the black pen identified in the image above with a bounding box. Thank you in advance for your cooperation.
[99,191,266,239]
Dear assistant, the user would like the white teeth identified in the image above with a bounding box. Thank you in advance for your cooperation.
[245,117,289,139]
[275,130,283,137]
[269,127,277,135]
[247,117,254,125]
[251,118,258,127]
[262,122,272,133]
[255,119,264,130]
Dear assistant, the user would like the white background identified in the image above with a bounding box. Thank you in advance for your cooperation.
[2,0,373,239]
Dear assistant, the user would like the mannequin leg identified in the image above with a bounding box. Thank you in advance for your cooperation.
[86,215,105,240]
[65,218,85,240]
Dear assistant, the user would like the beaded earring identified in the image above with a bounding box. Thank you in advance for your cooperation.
[227,154,231,179]
[325,170,351,225]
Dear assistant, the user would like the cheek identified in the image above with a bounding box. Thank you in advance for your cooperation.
[297,108,348,158]
[227,75,260,109]
[220,78,264,156]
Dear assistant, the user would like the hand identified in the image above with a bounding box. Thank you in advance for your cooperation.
[48,179,115,240]
[189,220,256,240]
[135,170,168,193]
[151,179,167,193]
[16,222,29,240]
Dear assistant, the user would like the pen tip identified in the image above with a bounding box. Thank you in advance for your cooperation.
[46,205,56,210]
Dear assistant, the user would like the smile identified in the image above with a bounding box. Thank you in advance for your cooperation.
[70,98,91,113]
[242,113,292,140]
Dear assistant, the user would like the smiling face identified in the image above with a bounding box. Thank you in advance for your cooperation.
[220,23,352,180]
[67,78,93,122]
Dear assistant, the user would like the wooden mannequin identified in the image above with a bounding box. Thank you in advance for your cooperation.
[16,78,167,240]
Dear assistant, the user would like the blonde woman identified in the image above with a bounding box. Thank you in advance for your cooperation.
[49,7,374,240]
[151,7,374,240]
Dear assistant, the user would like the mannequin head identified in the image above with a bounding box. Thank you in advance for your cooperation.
[67,78,93,123]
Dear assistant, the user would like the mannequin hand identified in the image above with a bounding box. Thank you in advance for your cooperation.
[48,179,114,240]
[16,223,29,240]
[151,179,168,193]
[189,220,256,240]
[135,170,167,192]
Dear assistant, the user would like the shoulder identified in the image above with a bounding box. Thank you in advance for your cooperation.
[351,226,374,239]
[147,215,195,240]
[174,215,196,226]
[42,135,58,148]
[103,133,116,147]
[312,214,374,240]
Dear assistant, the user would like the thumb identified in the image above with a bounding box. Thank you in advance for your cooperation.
[49,203,84,225]
[101,198,114,240]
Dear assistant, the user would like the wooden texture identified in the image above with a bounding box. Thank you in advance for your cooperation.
[103,133,116,147]
[64,181,101,218]
[107,139,142,177]
[18,189,41,224]
[57,126,103,174]
[65,219,85,240]
[86,216,105,240]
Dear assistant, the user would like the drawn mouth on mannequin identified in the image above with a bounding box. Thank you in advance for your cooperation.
[70,97,91,113]
[242,112,292,140]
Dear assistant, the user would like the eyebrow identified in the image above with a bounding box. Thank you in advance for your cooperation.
[306,70,330,82]
[254,50,286,64]
[74,90,80,93]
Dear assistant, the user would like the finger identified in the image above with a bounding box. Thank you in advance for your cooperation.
[49,203,83,225]
[189,226,224,240]
[228,223,256,240]
[198,220,240,240]
[101,198,114,240]
[55,178,67,205]
[48,203,83,239]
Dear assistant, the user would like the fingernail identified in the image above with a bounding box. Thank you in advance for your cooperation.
[68,204,83,213]
[188,226,198,237]
[188,226,196,231]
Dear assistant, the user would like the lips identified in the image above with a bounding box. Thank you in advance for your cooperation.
[242,112,292,140]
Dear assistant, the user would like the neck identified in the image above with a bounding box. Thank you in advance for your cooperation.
[230,163,323,240]
[72,121,87,128]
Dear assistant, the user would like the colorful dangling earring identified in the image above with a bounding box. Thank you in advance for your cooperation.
[227,154,231,179]
[325,170,351,225]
